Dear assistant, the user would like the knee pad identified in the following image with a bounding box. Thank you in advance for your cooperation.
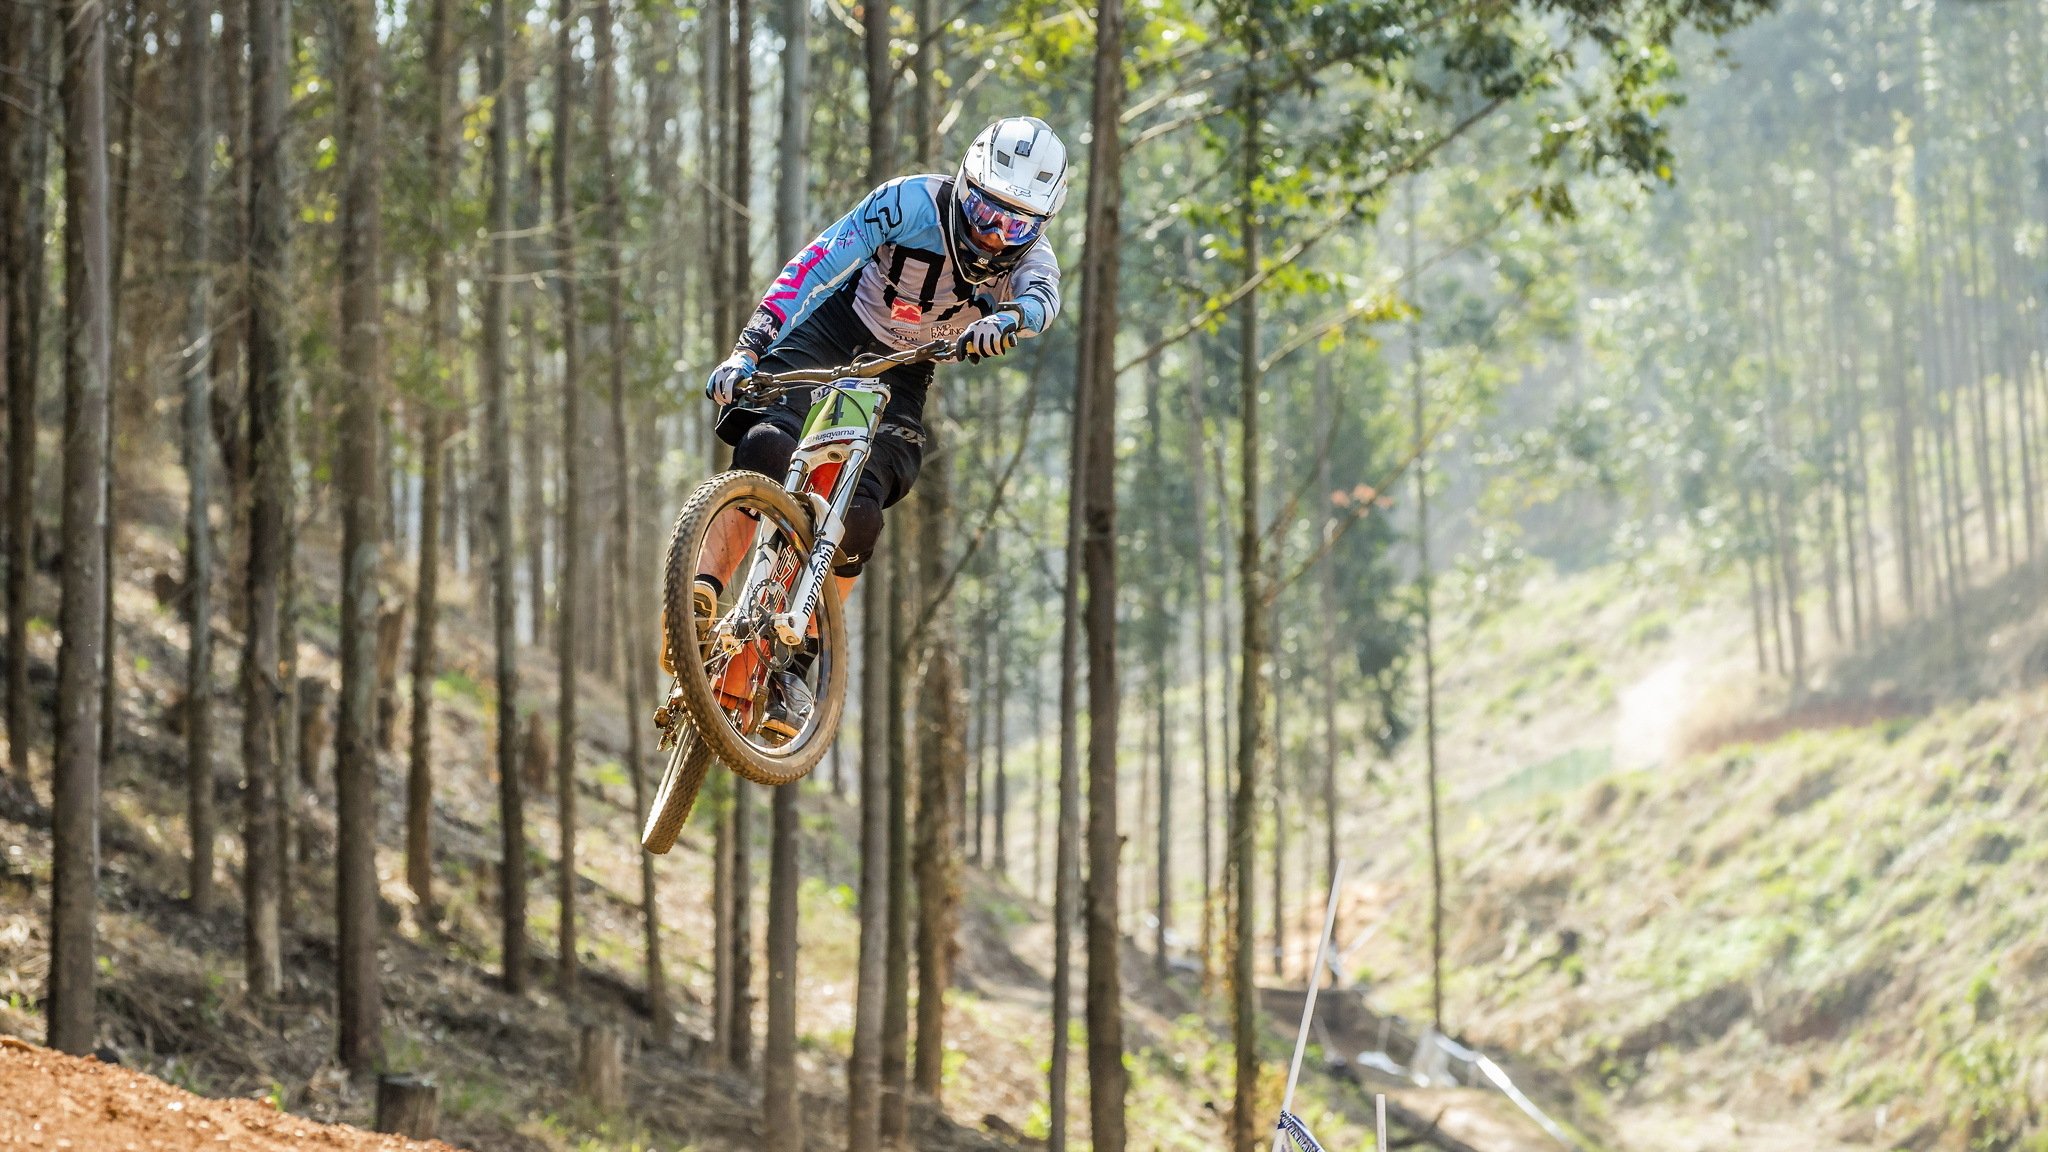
[835,497,884,576]
[732,421,798,478]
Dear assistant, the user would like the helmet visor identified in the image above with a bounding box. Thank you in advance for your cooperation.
[960,186,1047,253]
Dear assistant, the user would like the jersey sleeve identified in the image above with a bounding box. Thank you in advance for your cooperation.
[736,178,921,358]
[1005,243,1062,336]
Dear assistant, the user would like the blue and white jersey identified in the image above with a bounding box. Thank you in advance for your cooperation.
[737,175,1062,358]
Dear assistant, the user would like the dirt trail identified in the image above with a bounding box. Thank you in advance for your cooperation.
[0,1038,452,1151]
[1611,653,1691,770]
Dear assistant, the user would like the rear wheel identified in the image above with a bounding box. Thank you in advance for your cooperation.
[660,469,848,786]
[641,724,714,854]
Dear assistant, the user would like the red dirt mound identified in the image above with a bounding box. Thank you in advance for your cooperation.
[0,1037,452,1151]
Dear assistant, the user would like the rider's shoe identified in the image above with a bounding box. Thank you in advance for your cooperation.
[660,577,721,677]
[761,670,816,741]
[693,578,719,652]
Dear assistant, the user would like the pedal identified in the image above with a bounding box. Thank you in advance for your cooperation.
[652,685,687,747]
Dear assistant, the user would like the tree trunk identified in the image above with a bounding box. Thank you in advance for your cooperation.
[594,0,666,1042]
[730,784,755,1070]
[551,0,583,996]
[1228,76,1265,1152]
[1033,658,1046,904]
[521,307,546,644]
[46,0,112,1055]
[970,619,986,870]
[95,3,139,791]
[276,486,302,925]
[880,517,914,1142]
[1144,344,1171,978]
[406,410,445,911]
[1407,184,1444,1034]
[728,0,752,332]
[912,393,962,1103]
[763,0,808,1122]
[406,0,459,916]
[847,568,891,1152]
[712,774,735,1068]
[863,0,894,181]
[334,0,387,1079]
[719,0,757,1071]
[1314,358,1339,944]
[764,784,802,1145]
[911,645,962,1098]
[2,0,49,784]
[703,0,734,1068]
[1270,636,1285,976]
[1078,5,1129,1146]
[179,0,218,916]
[240,0,293,1000]
[992,591,1009,878]
[1184,324,1214,988]
[485,0,526,996]
[1886,286,1918,616]
[848,12,895,1145]
[1049,318,1084,1152]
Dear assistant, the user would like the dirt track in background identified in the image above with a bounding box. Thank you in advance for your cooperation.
[0,1038,452,1151]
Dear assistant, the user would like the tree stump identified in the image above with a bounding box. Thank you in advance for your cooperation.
[374,1073,439,1139]
[575,1025,625,1112]
[297,677,331,788]
[522,710,553,793]
[374,596,408,749]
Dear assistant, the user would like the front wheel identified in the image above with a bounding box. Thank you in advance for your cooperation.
[661,469,849,786]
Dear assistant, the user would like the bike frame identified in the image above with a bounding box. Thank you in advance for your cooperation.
[716,341,948,698]
[754,377,886,651]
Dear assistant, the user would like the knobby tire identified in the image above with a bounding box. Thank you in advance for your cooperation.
[641,725,714,854]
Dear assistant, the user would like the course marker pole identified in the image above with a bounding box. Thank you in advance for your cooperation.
[1272,858,1347,1152]
[1376,1094,1387,1149]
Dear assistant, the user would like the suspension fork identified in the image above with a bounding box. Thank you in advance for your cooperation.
[770,439,870,648]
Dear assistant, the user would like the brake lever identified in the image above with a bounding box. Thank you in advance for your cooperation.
[736,380,791,405]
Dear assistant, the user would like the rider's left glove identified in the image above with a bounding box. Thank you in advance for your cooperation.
[958,312,1020,363]
[705,350,759,405]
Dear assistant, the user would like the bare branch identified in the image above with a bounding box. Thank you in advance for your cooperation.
[1114,91,1512,376]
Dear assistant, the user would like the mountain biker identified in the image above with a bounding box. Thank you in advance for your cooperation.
[689,117,1068,729]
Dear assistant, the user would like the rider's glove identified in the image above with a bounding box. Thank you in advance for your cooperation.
[958,311,1021,364]
[705,351,758,405]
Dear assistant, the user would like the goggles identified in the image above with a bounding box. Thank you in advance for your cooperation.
[960,186,1047,251]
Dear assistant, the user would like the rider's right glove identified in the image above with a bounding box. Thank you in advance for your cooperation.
[705,350,759,405]
[958,311,1021,364]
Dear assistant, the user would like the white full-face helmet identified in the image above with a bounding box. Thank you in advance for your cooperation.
[948,117,1071,284]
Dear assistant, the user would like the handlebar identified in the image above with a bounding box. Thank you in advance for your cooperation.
[746,339,959,397]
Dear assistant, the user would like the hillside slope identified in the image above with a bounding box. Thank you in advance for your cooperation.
[1347,551,2048,1152]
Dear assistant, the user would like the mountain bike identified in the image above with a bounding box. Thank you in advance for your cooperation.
[641,339,956,853]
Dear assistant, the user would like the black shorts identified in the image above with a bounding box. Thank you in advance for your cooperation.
[715,285,930,509]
